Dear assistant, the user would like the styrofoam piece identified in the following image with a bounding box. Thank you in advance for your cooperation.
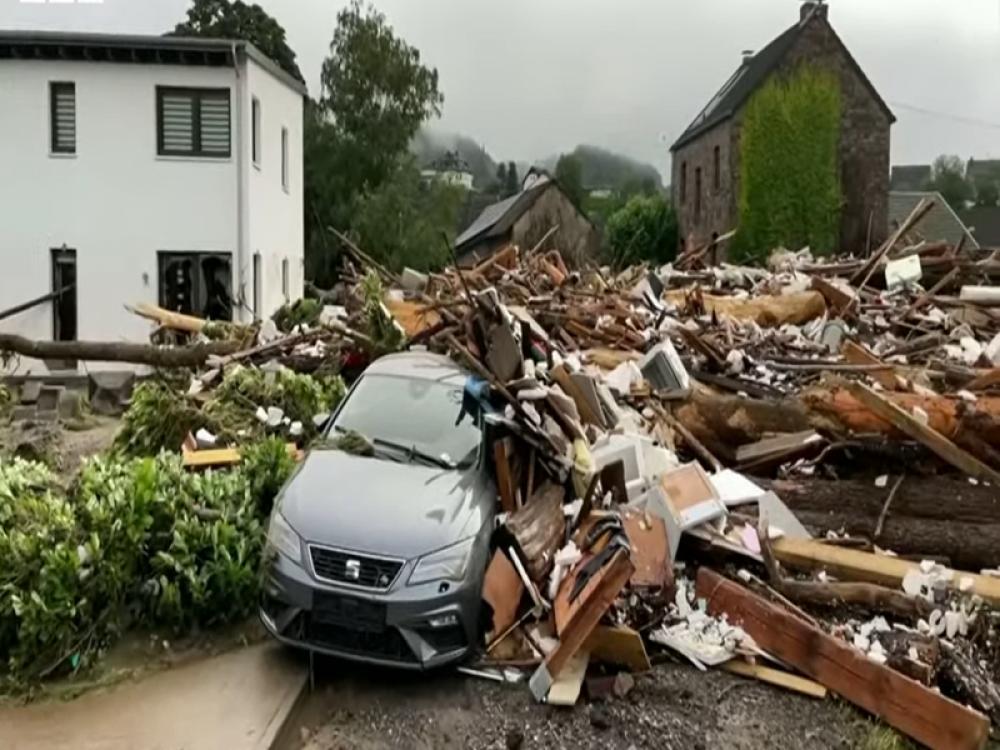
[710,469,765,507]
[884,254,922,290]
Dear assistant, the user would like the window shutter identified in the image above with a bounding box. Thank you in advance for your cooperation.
[199,92,231,155]
[161,92,194,153]
[51,82,76,154]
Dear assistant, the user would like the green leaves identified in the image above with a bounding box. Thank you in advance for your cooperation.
[0,439,295,687]
[735,66,842,263]
[606,195,679,268]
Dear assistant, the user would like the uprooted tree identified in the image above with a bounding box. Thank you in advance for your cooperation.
[733,66,842,263]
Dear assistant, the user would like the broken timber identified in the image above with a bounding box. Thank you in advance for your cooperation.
[0,333,239,368]
[696,568,989,750]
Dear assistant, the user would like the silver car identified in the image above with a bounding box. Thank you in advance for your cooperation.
[259,351,495,668]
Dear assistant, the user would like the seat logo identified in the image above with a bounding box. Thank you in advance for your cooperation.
[344,559,361,580]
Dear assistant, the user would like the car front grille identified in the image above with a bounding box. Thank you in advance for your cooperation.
[302,615,416,663]
[313,591,386,632]
[416,625,467,653]
[309,545,403,590]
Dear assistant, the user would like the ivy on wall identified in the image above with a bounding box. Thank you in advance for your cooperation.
[733,66,842,263]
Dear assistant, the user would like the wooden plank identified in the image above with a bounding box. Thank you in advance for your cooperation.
[621,509,672,589]
[841,340,897,390]
[839,378,1000,483]
[493,438,518,514]
[481,551,523,635]
[721,659,828,699]
[810,276,854,314]
[584,624,651,673]
[772,536,1000,607]
[697,568,989,750]
[182,447,241,467]
[546,650,589,706]
[966,368,1000,392]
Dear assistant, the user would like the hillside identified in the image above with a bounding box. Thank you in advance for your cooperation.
[411,128,499,190]
[540,145,664,192]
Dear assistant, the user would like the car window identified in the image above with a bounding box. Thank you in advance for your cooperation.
[331,374,480,466]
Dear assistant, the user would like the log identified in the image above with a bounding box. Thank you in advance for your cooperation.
[128,302,206,333]
[663,289,826,327]
[761,477,1000,571]
[0,333,239,368]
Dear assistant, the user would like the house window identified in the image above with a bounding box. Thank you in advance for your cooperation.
[252,97,261,166]
[158,251,233,320]
[50,82,76,154]
[694,167,702,221]
[156,87,231,158]
[281,127,289,190]
[51,247,77,341]
[713,146,721,191]
[281,258,290,302]
[252,252,262,320]
[680,162,688,204]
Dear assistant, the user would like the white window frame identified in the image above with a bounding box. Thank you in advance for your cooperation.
[280,126,289,191]
[251,96,261,168]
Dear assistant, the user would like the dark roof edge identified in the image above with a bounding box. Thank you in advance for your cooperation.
[0,30,306,96]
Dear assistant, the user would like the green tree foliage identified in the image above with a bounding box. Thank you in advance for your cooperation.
[734,67,841,263]
[928,155,974,212]
[544,145,663,193]
[505,161,520,197]
[351,158,465,272]
[306,1,444,284]
[555,153,586,208]
[976,179,1000,208]
[496,162,508,195]
[606,194,678,267]
[172,0,303,82]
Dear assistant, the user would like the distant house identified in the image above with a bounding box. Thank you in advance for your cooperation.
[958,206,1000,248]
[967,158,1000,202]
[890,165,931,192]
[454,171,599,268]
[889,191,977,249]
[669,2,894,255]
[421,150,475,190]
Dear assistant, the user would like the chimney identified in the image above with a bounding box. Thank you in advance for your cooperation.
[741,49,755,63]
[800,1,828,22]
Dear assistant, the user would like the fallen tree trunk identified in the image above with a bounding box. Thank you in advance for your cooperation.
[761,477,1000,571]
[663,289,827,327]
[0,333,240,368]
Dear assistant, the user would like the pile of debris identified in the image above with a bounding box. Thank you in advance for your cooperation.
[352,204,1000,749]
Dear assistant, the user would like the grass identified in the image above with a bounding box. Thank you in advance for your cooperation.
[859,723,916,750]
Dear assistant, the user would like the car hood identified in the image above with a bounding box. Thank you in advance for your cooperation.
[278,448,488,560]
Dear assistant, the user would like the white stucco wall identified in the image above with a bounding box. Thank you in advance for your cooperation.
[0,59,238,371]
[245,57,304,319]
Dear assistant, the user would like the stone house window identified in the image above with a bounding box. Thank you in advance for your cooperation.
[695,167,702,221]
[713,146,721,191]
[680,162,688,204]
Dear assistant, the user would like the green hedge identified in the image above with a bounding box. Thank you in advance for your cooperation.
[733,66,842,264]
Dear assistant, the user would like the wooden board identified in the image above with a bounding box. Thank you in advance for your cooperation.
[772,536,1000,607]
[481,551,523,635]
[621,509,672,590]
[721,659,827,699]
[182,447,241,467]
[838,378,1000,484]
[697,568,989,750]
[546,650,589,706]
[584,624,651,673]
[493,438,518,513]
[841,341,897,390]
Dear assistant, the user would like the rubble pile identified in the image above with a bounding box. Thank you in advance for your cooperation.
[350,206,1000,749]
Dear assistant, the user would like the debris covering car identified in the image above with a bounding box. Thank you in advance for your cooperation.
[260,351,495,668]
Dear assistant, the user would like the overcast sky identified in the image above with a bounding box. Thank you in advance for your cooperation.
[4,0,999,178]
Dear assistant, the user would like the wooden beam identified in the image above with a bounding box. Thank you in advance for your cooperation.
[493,438,518,513]
[697,568,989,750]
[837,378,1000,483]
[841,340,898,390]
[721,659,827,699]
[771,536,1000,607]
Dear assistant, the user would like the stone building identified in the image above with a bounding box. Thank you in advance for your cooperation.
[669,2,894,257]
[454,171,600,268]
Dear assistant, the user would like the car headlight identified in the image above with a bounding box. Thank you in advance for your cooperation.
[408,537,475,586]
[267,512,303,564]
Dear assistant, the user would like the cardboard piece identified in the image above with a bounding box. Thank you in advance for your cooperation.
[482,551,524,635]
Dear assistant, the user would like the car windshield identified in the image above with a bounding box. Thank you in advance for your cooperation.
[331,373,480,468]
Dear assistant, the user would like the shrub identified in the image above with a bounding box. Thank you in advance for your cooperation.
[606,194,678,268]
[272,298,323,333]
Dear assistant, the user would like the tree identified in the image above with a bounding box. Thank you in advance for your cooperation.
[976,179,1000,208]
[172,0,303,82]
[505,161,520,196]
[306,1,444,284]
[606,195,678,268]
[555,153,585,207]
[495,162,507,195]
[350,158,465,272]
[734,66,841,263]
[928,155,973,212]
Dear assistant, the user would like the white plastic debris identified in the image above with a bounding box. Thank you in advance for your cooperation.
[266,406,284,427]
[289,421,303,437]
[194,428,217,448]
[960,336,984,366]
[874,475,888,489]
[255,406,269,424]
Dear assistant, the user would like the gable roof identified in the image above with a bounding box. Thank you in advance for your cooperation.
[454,179,552,251]
[890,165,931,192]
[670,11,894,151]
[958,206,1000,248]
[889,191,978,249]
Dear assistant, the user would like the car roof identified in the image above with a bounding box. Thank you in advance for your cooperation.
[362,351,469,385]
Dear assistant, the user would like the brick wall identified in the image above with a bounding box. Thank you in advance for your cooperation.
[511,185,601,267]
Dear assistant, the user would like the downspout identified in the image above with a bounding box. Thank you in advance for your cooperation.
[232,41,249,323]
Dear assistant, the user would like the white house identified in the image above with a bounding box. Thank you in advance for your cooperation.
[0,30,306,369]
